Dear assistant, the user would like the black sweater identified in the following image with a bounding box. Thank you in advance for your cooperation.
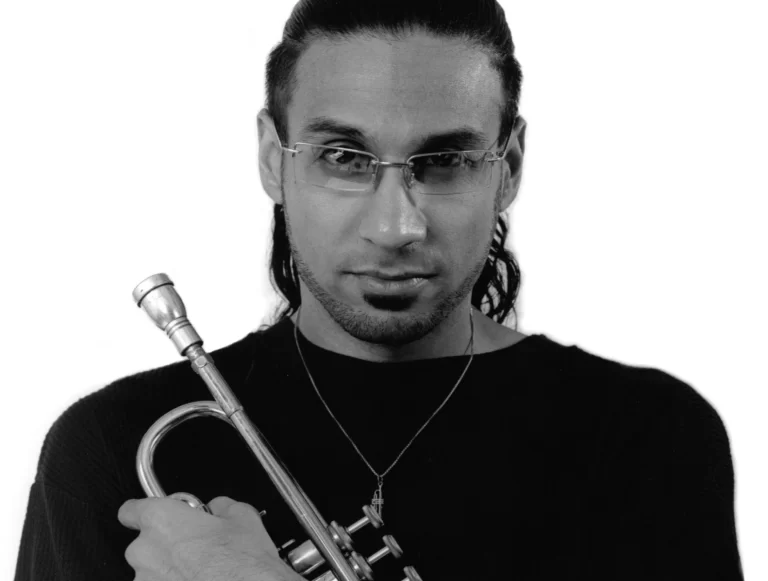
[15,317,744,580]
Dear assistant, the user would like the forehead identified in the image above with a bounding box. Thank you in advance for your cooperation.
[288,33,504,149]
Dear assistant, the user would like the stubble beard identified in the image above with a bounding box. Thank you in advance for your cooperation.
[281,183,501,347]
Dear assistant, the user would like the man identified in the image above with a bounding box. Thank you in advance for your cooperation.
[15,1,744,580]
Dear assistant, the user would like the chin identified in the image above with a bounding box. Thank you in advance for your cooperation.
[328,296,454,347]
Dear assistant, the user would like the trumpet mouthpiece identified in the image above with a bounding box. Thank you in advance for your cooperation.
[133,273,174,309]
[133,273,203,355]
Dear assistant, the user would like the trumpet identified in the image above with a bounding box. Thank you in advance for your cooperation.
[132,274,421,581]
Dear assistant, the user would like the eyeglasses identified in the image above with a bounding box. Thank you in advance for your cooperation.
[280,142,507,195]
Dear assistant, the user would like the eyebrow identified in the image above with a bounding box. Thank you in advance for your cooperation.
[298,117,491,153]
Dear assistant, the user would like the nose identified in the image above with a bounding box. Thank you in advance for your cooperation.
[358,164,428,250]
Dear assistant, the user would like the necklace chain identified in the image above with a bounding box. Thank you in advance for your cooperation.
[293,306,475,516]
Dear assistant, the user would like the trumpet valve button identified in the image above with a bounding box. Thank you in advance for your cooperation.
[366,535,403,566]
[349,551,374,581]
[329,521,353,550]
[402,566,423,581]
[382,535,403,559]
[362,505,384,528]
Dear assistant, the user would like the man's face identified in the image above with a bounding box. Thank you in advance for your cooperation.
[265,32,520,347]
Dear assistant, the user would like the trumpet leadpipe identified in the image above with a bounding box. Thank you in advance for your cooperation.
[133,273,359,581]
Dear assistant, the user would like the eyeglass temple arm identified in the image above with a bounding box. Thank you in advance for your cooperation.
[489,123,519,162]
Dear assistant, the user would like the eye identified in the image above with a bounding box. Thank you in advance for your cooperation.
[419,152,467,169]
[313,146,373,175]
[320,147,359,166]
[433,153,462,167]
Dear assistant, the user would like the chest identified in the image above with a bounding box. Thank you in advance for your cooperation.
[150,394,600,581]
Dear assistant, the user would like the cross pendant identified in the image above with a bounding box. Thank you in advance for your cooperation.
[371,478,384,519]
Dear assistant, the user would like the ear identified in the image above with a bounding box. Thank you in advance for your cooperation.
[257,109,285,205]
[498,115,527,213]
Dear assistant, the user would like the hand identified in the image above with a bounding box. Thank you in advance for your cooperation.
[118,496,304,581]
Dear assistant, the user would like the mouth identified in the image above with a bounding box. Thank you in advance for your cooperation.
[353,270,436,281]
[353,274,432,295]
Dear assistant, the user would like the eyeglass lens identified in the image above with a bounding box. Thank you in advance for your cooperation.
[293,144,493,194]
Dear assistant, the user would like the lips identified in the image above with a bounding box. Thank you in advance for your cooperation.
[354,270,435,281]
[353,273,432,295]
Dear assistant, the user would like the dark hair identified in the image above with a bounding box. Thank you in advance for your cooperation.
[264,0,523,327]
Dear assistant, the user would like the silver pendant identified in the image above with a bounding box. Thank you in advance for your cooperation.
[372,477,384,519]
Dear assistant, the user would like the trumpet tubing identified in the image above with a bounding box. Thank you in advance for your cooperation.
[132,274,420,581]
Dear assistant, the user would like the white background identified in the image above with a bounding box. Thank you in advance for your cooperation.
[1,1,765,578]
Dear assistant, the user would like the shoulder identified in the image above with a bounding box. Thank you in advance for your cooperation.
[100,323,283,403]
[529,335,730,444]
[35,329,272,490]
[502,336,734,486]
[483,329,725,428]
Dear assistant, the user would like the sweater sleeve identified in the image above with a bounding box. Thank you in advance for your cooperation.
[14,481,136,580]
[589,372,744,580]
[14,396,138,581]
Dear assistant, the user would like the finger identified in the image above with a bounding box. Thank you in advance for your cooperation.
[124,536,167,575]
[209,496,267,519]
[118,498,143,530]
[118,498,170,530]
[206,496,238,517]
[207,498,270,538]
[119,497,202,534]
[222,501,281,560]
[225,500,265,523]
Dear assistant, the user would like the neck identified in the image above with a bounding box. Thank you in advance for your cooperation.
[291,298,475,363]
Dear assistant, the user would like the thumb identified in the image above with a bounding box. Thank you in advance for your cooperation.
[212,498,280,560]
[207,496,238,516]
[208,497,267,521]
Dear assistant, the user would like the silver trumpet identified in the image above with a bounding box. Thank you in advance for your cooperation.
[133,274,421,581]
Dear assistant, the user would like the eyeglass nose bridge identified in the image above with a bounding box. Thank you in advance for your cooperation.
[370,159,416,189]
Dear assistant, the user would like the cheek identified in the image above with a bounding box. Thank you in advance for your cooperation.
[447,194,496,242]
[287,191,349,262]
[461,219,492,259]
